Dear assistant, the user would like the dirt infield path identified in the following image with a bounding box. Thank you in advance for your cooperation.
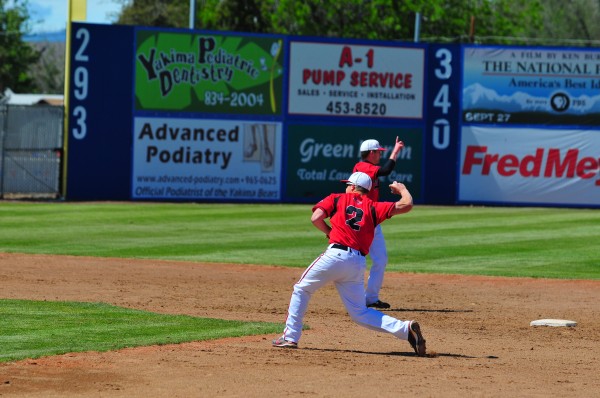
[1,253,599,397]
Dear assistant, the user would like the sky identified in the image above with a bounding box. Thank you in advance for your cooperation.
[27,0,123,33]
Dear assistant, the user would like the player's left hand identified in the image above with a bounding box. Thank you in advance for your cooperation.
[390,181,408,194]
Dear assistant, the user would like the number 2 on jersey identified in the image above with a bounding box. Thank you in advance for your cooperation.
[345,206,363,230]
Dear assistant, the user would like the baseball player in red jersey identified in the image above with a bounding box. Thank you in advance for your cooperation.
[354,137,405,309]
[272,172,426,356]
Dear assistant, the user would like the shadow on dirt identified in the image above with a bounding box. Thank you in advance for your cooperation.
[303,347,493,359]
[385,308,475,313]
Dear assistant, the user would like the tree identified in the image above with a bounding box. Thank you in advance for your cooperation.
[527,0,600,46]
[115,0,189,28]
[29,42,65,93]
[419,0,544,44]
[115,0,270,32]
[267,0,428,40]
[0,0,40,93]
[200,0,271,33]
[267,0,545,43]
[113,0,545,45]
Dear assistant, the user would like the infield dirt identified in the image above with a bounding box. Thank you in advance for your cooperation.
[1,252,599,397]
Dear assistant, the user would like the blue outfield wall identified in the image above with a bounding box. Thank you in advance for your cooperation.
[66,23,134,200]
[65,23,600,208]
[423,44,461,205]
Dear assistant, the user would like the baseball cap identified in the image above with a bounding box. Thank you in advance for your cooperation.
[360,139,386,152]
[341,172,372,192]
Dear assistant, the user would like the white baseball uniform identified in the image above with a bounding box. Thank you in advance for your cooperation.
[279,190,412,344]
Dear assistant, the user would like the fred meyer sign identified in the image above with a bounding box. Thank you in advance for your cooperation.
[459,126,600,206]
[285,124,423,202]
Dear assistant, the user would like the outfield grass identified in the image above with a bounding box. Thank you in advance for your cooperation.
[1,201,599,279]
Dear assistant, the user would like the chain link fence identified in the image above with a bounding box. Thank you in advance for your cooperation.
[0,105,64,199]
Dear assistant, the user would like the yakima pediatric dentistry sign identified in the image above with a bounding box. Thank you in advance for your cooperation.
[459,126,600,206]
[135,30,284,115]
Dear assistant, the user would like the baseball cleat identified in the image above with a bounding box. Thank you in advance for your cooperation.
[407,321,426,356]
[367,300,391,309]
[272,336,298,348]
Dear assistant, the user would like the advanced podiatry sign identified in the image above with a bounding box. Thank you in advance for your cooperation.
[288,40,425,119]
[132,117,282,201]
[135,30,285,115]
[463,46,600,125]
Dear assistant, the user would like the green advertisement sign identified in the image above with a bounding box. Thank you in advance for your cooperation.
[286,124,423,202]
[135,30,284,115]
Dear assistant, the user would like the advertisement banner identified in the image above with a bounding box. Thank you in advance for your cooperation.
[288,41,425,119]
[132,117,282,201]
[463,46,600,125]
[459,126,600,206]
[285,124,422,202]
[135,30,285,115]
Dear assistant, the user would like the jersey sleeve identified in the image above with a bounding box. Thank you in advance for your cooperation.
[373,201,397,225]
[312,194,338,217]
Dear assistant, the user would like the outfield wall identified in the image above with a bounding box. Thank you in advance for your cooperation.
[65,23,600,208]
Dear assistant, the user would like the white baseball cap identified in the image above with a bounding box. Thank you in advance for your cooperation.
[341,172,372,192]
[360,139,386,152]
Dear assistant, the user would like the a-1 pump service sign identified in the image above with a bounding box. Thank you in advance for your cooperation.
[288,40,425,119]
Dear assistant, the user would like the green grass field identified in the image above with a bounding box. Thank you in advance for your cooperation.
[0,299,281,363]
[1,201,599,362]
[1,201,599,279]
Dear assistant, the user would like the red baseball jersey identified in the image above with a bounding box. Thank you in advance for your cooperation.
[353,161,381,202]
[313,193,395,256]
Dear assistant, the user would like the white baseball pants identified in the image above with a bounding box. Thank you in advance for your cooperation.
[281,244,411,344]
[365,224,388,305]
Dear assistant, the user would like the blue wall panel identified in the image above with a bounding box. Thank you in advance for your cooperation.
[66,23,134,200]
